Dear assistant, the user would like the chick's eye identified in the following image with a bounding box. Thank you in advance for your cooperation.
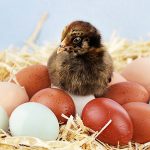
[84,37,90,42]
[73,37,81,44]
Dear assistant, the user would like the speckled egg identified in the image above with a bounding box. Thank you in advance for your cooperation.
[104,82,149,105]
[30,88,76,124]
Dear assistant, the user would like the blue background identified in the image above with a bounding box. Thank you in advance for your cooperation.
[0,0,150,49]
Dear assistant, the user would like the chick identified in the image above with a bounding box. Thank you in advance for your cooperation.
[47,21,113,97]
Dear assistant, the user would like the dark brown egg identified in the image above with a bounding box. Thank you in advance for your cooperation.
[82,98,133,145]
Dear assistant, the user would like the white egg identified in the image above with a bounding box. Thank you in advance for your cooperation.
[51,85,60,89]
[51,85,95,116]
[9,102,59,140]
[0,106,9,131]
[69,94,95,116]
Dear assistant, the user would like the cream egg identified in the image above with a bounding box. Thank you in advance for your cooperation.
[122,57,150,97]
[109,72,127,86]
[0,82,29,116]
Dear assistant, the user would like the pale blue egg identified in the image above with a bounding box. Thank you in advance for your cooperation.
[9,102,59,140]
[0,106,9,131]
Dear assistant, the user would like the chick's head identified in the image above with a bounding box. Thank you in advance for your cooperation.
[57,21,102,56]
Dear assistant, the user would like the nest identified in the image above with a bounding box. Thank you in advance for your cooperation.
[0,14,150,149]
[0,115,150,150]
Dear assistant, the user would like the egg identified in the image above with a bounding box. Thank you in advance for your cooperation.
[51,86,93,116]
[0,106,9,131]
[0,82,29,116]
[123,102,150,143]
[68,94,94,116]
[9,102,59,140]
[14,64,51,98]
[122,57,150,97]
[109,72,127,86]
[104,82,149,105]
[30,88,76,124]
[82,98,133,145]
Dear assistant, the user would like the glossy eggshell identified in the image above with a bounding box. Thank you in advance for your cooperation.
[30,88,76,124]
[82,98,133,145]
[104,82,149,105]
[122,57,150,97]
[9,102,59,140]
[15,64,51,98]
[123,102,150,143]
[0,82,29,116]
[109,72,127,86]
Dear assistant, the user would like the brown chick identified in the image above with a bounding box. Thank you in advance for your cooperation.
[47,21,113,97]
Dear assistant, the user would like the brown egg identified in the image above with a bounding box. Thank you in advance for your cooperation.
[123,102,150,143]
[30,88,76,124]
[82,98,133,145]
[104,82,149,105]
[15,65,51,98]
[109,72,127,86]
[122,57,150,97]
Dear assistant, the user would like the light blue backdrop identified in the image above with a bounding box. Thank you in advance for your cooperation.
[0,0,150,49]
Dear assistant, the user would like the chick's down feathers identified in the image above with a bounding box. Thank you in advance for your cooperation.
[47,21,113,97]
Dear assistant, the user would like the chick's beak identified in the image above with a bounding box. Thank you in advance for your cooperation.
[57,46,64,54]
[57,40,66,54]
